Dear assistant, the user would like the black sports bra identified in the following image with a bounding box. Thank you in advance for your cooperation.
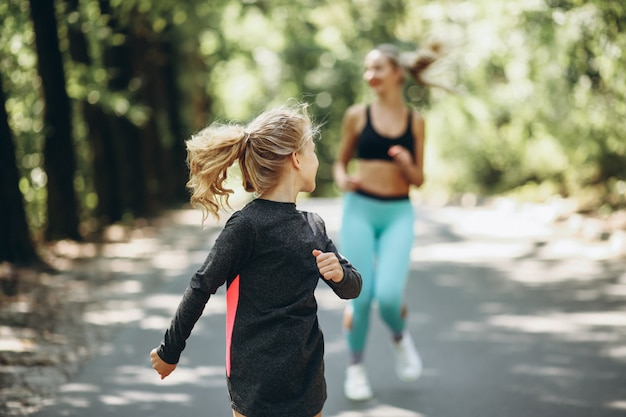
[356,106,415,162]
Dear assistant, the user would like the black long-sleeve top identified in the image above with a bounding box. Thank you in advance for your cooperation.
[157,198,362,417]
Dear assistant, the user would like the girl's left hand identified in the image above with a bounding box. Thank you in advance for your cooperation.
[312,250,344,283]
[388,145,412,166]
[150,348,177,380]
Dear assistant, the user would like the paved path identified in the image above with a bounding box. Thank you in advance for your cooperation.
[32,198,626,417]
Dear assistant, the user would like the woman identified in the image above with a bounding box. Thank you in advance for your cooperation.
[151,104,362,417]
[334,41,448,401]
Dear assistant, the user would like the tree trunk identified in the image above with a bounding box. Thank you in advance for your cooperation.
[63,0,123,226]
[0,73,43,265]
[29,0,81,241]
[99,0,149,219]
[129,19,170,214]
[84,103,124,224]
[159,37,190,204]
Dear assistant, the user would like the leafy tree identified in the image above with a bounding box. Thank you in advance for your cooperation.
[0,72,41,265]
[29,0,81,240]
[3,0,625,270]
[413,0,625,209]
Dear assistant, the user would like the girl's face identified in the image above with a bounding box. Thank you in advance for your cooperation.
[363,50,403,93]
[297,137,319,193]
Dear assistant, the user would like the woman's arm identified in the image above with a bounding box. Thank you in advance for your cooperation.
[333,105,364,191]
[388,110,425,187]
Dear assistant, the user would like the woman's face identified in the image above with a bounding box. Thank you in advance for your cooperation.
[363,50,403,94]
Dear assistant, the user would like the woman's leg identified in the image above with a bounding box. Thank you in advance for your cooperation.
[374,201,415,334]
[340,193,377,357]
[372,201,422,381]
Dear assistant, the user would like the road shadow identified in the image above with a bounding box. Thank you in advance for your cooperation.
[29,200,626,417]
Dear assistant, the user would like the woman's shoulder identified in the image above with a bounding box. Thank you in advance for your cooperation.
[343,103,368,133]
[345,103,367,119]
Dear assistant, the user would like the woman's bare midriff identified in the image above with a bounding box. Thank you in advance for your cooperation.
[356,160,410,197]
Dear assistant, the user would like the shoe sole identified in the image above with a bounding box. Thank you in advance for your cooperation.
[345,392,374,401]
[398,372,421,382]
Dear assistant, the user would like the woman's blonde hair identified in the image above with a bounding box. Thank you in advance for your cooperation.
[185,103,316,221]
[375,40,457,93]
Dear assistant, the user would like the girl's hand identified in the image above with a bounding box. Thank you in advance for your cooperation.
[312,250,344,283]
[150,348,177,380]
[388,145,412,167]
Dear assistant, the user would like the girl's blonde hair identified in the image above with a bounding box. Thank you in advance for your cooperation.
[375,40,457,93]
[186,104,316,221]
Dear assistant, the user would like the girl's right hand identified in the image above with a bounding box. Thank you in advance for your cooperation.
[312,250,344,283]
[150,348,177,380]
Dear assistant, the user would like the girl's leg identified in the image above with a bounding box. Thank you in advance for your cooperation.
[340,193,377,357]
[374,201,414,334]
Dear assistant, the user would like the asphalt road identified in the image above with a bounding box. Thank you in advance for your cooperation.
[32,198,626,417]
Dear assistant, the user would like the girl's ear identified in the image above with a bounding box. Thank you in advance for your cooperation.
[291,151,301,169]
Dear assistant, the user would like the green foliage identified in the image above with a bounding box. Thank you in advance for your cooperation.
[1,0,47,235]
[421,0,626,209]
[2,0,624,245]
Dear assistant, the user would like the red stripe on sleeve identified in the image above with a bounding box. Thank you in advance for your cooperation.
[225,275,240,377]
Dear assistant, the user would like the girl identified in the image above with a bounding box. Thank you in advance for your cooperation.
[150,104,362,417]
[334,40,453,401]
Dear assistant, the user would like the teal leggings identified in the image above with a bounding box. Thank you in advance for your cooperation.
[339,191,415,354]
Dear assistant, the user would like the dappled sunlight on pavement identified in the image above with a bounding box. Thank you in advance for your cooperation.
[23,199,626,417]
[83,305,145,326]
[111,365,225,387]
[98,391,191,406]
[412,240,533,263]
[487,311,626,334]
[607,400,626,411]
[330,404,426,416]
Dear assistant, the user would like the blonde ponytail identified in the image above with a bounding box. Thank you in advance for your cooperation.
[186,125,247,222]
[186,103,315,222]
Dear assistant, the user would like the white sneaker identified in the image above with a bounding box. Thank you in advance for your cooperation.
[344,363,374,401]
[391,331,423,382]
